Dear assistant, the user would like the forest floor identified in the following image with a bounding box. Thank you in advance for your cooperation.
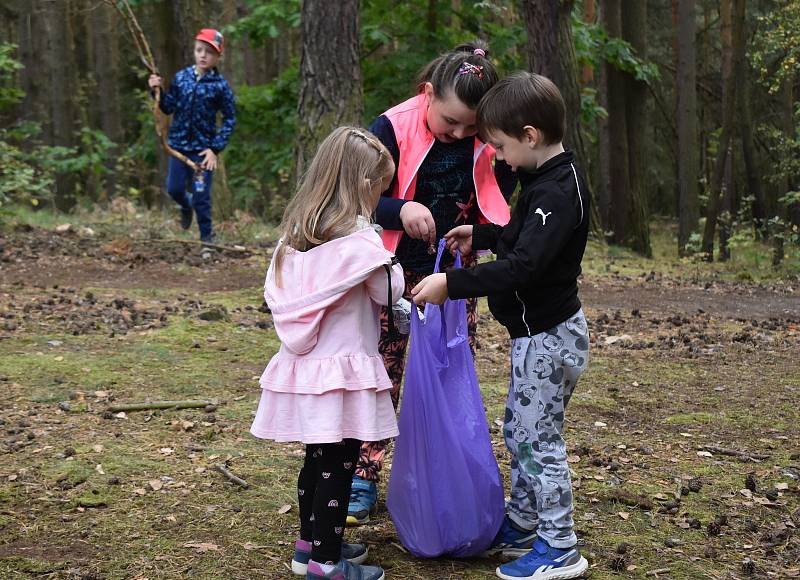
[0,207,799,580]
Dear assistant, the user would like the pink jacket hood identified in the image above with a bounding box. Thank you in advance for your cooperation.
[265,226,396,355]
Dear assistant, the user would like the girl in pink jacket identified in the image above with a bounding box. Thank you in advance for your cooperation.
[251,127,403,580]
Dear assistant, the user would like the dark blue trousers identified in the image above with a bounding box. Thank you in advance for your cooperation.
[166,153,214,240]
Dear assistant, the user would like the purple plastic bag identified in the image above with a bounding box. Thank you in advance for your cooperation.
[387,241,504,558]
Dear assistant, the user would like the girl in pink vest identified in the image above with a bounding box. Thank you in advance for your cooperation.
[348,42,517,525]
[251,127,404,580]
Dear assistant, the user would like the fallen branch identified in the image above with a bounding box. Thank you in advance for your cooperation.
[142,238,248,253]
[646,569,671,577]
[700,445,771,461]
[215,464,249,489]
[108,400,212,413]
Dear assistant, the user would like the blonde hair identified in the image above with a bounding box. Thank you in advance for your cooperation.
[273,127,395,285]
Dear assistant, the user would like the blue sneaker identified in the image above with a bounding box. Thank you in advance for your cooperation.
[306,558,384,580]
[346,476,377,526]
[291,539,369,575]
[496,537,588,580]
[484,517,538,558]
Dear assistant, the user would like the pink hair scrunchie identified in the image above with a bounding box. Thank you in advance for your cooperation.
[473,48,486,58]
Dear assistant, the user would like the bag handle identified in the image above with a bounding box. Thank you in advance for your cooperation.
[383,256,399,335]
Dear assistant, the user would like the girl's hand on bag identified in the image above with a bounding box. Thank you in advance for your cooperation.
[444,225,473,255]
[399,201,437,245]
[148,74,162,89]
[199,149,218,171]
[411,273,448,306]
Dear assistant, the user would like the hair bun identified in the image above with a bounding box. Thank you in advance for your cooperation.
[454,41,490,59]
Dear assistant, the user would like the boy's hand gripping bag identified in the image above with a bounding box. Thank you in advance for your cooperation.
[387,240,504,558]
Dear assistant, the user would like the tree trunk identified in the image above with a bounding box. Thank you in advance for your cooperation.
[700,0,742,260]
[621,0,651,256]
[42,0,78,210]
[601,0,629,246]
[296,0,363,178]
[735,24,765,239]
[521,0,601,235]
[676,0,699,256]
[91,1,124,201]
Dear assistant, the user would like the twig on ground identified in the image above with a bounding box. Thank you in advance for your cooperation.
[142,238,248,253]
[646,569,671,577]
[701,445,771,461]
[107,400,211,412]
[215,464,249,488]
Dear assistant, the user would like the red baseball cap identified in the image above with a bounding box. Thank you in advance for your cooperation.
[195,29,224,54]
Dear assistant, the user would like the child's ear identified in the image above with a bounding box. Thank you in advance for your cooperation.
[522,125,540,148]
[423,82,435,100]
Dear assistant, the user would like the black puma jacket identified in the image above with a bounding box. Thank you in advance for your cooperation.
[446,150,590,338]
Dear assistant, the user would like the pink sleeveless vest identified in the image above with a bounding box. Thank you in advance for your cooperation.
[379,94,511,253]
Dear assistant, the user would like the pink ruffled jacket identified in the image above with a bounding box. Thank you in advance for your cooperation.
[260,225,405,395]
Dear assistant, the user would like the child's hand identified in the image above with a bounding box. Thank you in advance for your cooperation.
[411,273,448,306]
[399,201,436,245]
[199,149,218,171]
[444,225,473,256]
[148,74,162,89]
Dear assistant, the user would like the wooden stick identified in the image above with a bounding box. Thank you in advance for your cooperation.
[142,238,249,253]
[646,569,671,577]
[700,445,771,461]
[108,400,212,412]
[101,0,200,172]
[215,464,249,489]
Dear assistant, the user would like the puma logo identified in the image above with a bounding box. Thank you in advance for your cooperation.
[298,489,305,496]
[334,526,343,534]
[535,208,552,225]
[322,472,331,479]
[343,462,352,469]
[328,499,339,507]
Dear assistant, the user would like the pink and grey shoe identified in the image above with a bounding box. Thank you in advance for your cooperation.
[305,558,385,580]
[291,539,370,575]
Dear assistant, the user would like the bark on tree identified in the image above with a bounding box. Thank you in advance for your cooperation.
[42,0,78,210]
[602,0,630,247]
[521,0,601,235]
[621,0,651,257]
[676,0,699,256]
[91,1,124,201]
[735,25,765,239]
[700,0,742,260]
[296,0,363,178]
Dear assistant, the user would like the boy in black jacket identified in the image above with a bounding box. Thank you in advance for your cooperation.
[412,72,590,580]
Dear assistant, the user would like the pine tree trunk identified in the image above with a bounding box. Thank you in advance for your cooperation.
[91,1,124,201]
[521,0,601,235]
[296,0,363,178]
[700,0,742,260]
[676,0,699,256]
[43,0,78,210]
[621,0,651,257]
[602,0,630,246]
[735,19,765,239]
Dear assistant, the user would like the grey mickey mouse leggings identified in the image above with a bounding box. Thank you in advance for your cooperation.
[504,310,589,549]
[298,439,361,564]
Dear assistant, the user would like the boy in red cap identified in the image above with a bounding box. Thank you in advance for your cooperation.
[148,29,236,244]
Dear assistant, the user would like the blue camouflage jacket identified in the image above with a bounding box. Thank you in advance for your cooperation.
[158,66,236,154]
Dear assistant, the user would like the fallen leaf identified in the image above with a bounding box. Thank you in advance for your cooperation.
[775,482,789,491]
[567,455,581,463]
[618,511,630,520]
[183,542,219,553]
[93,445,105,453]
[95,464,105,475]
[113,412,127,419]
[696,451,713,457]
[159,448,174,456]
[594,421,607,428]
[133,488,147,496]
[54,356,64,362]
[277,504,292,514]
[149,479,163,491]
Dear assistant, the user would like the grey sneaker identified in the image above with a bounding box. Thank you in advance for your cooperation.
[306,558,384,580]
[291,539,368,575]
